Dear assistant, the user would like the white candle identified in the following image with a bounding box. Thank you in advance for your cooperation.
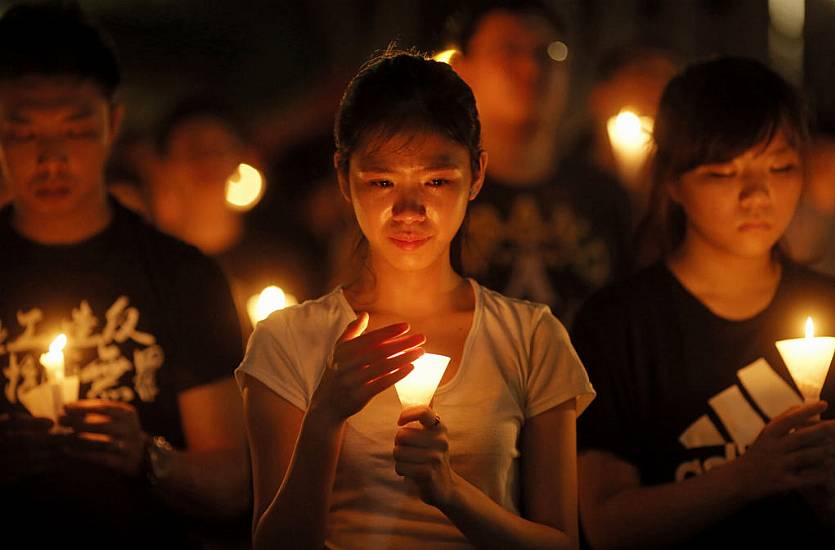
[394,353,450,409]
[775,317,835,402]
[39,334,67,418]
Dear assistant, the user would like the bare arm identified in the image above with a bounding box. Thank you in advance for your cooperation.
[580,402,835,549]
[153,377,251,518]
[244,314,424,549]
[395,401,578,550]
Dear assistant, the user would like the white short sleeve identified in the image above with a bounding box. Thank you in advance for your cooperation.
[235,314,312,411]
[525,307,596,418]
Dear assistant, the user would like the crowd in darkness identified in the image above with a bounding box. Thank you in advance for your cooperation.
[2,1,835,549]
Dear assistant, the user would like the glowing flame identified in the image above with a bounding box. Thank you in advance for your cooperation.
[40,333,67,382]
[225,163,265,211]
[607,109,654,185]
[547,40,569,62]
[50,333,67,353]
[805,316,814,338]
[247,286,298,325]
[432,48,458,65]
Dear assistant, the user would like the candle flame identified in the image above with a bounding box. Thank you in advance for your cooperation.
[225,163,265,211]
[805,316,814,338]
[432,48,458,65]
[247,285,298,325]
[50,333,67,353]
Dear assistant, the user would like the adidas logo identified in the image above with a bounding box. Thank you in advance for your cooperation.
[675,358,802,481]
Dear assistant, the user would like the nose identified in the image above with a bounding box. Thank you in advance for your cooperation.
[739,173,770,209]
[391,188,426,224]
[37,136,69,166]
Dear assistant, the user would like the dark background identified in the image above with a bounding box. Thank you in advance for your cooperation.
[2,0,830,146]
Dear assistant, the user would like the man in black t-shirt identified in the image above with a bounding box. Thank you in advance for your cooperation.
[0,4,248,545]
[447,1,633,325]
[573,262,835,547]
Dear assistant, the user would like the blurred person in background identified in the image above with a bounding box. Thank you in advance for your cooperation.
[576,44,680,225]
[784,132,835,276]
[0,3,250,546]
[152,97,314,336]
[448,0,633,326]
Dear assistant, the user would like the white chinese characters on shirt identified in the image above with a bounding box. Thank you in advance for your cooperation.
[1,296,164,405]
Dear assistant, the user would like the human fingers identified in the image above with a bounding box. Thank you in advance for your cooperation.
[394,425,449,451]
[397,406,437,427]
[341,347,424,387]
[784,420,835,451]
[781,466,831,491]
[63,400,136,421]
[784,445,835,471]
[764,401,828,437]
[353,363,415,404]
[337,312,371,343]
[59,413,133,439]
[334,334,426,374]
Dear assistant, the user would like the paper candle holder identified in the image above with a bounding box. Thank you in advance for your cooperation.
[394,353,450,409]
[776,318,835,402]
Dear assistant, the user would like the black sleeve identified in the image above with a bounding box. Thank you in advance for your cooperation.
[166,249,245,392]
[572,292,643,465]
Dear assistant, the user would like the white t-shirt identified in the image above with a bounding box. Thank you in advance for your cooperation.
[236,279,595,550]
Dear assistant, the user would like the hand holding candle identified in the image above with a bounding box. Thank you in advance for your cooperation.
[20,334,79,422]
[776,317,835,402]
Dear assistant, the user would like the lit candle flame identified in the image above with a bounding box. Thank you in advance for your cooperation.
[607,109,654,186]
[432,48,458,65]
[247,285,298,325]
[40,333,67,383]
[225,163,265,211]
[805,316,814,338]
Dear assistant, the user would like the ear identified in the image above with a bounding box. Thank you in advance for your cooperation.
[468,151,488,201]
[666,178,682,204]
[334,153,352,203]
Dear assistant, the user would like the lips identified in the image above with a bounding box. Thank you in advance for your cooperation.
[738,220,771,231]
[389,234,431,251]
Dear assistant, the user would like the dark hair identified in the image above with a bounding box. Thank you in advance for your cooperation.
[638,56,809,261]
[444,0,565,53]
[334,48,483,276]
[155,96,247,156]
[0,2,121,98]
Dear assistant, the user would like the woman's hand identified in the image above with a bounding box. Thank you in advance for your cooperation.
[737,400,835,499]
[60,399,147,477]
[394,405,457,508]
[309,312,425,426]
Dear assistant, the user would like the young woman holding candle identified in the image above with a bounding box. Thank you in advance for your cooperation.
[236,50,594,549]
[574,57,835,548]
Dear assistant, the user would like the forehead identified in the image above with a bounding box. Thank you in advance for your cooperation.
[0,76,109,119]
[351,131,470,170]
[469,10,559,49]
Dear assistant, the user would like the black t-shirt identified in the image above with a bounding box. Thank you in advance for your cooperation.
[0,201,243,545]
[462,164,632,326]
[574,262,835,546]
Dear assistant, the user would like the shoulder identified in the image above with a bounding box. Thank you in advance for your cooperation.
[478,282,553,327]
[256,288,349,342]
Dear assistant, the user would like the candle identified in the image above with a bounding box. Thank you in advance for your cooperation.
[394,353,450,409]
[775,317,835,402]
[225,163,265,212]
[247,285,298,326]
[39,334,67,418]
[606,109,654,188]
